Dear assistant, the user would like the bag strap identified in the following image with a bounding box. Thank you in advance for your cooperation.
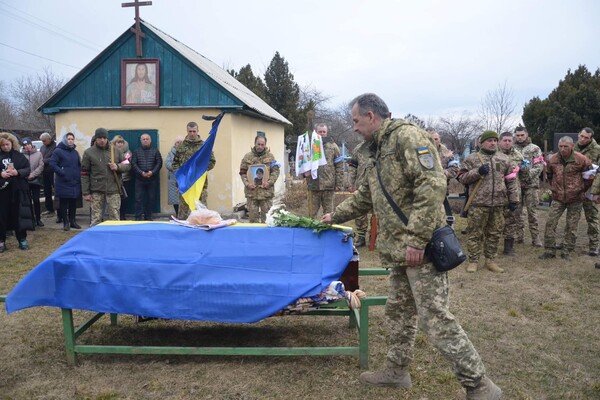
[376,161,454,226]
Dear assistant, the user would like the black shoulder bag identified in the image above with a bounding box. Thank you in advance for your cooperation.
[376,164,466,272]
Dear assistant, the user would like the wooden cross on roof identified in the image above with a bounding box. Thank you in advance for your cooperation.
[122,0,152,57]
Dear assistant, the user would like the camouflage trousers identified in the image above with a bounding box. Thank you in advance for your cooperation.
[354,211,373,238]
[467,206,504,262]
[177,190,208,221]
[246,197,273,223]
[309,190,334,219]
[582,199,599,249]
[503,208,520,239]
[543,201,582,253]
[386,263,485,387]
[90,192,121,227]
[516,187,540,242]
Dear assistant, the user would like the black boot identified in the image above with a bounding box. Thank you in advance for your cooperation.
[63,221,70,231]
[56,216,63,224]
[354,235,366,248]
[70,219,81,230]
[503,238,517,256]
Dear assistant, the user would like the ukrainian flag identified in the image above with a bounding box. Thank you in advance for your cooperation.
[175,113,223,210]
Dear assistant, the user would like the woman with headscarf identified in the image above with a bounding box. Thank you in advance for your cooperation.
[50,132,82,231]
[21,138,45,227]
[0,132,33,252]
[165,136,183,216]
[111,135,132,220]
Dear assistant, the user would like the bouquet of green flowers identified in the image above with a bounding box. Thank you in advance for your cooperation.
[265,205,349,235]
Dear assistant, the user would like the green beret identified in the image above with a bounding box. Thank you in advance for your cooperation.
[480,130,498,143]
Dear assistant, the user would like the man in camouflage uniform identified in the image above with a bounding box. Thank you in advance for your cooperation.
[81,128,130,227]
[498,132,525,256]
[239,134,280,223]
[346,140,375,247]
[540,136,592,260]
[458,131,519,273]
[573,127,600,256]
[305,123,344,218]
[513,126,544,246]
[322,93,501,399]
[172,121,216,220]
[427,128,460,182]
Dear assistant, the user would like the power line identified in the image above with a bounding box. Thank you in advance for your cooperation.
[0,1,104,52]
[0,57,42,71]
[0,42,81,69]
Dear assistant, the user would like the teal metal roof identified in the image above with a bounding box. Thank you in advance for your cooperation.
[40,20,290,125]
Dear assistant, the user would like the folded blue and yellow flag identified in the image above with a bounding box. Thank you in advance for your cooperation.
[175,113,223,210]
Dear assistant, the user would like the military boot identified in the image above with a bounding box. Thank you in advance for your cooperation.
[354,235,366,248]
[466,262,478,273]
[359,367,412,388]
[484,259,504,273]
[503,239,517,257]
[466,376,502,400]
[531,236,543,247]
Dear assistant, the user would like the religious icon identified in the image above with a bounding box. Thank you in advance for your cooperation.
[248,164,269,186]
[121,59,159,107]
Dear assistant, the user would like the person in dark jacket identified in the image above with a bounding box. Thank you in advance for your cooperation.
[0,132,33,252]
[50,132,82,231]
[131,133,162,220]
[40,132,57,216]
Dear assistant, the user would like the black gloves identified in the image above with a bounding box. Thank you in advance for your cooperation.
[478,164,490,175]
[508,202,518,212]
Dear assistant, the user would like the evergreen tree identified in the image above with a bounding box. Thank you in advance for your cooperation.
[264,52,301,139]
[230,64,267,102]
[522,65,600,146]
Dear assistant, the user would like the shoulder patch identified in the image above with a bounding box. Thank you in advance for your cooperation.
[416,147,434,169]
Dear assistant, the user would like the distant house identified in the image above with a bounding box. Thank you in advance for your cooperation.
[39,20,290,215]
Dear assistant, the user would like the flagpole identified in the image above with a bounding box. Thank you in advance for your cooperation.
[306,110,314,217]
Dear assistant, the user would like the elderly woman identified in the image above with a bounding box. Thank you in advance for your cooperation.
[0,132,33,252]
[50,132,82,231]
[111,135,132,220]
[165,136,183,216]
[21,138,45,227]
[239,134,280,223]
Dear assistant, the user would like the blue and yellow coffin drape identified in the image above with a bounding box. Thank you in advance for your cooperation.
[6,223,353,323]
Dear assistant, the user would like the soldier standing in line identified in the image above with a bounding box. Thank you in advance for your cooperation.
[498,132,525,257]
[172,121,216,220]
[458,131,519,273]
[322,93,501,399]
[513,126,544,247]
[427,128,460,183]
[81,128,130,227]
[304,123,344,218]
[346,139,375,247]
[539,136,592,260]
[573,127,600,256]
[239,134,280,223]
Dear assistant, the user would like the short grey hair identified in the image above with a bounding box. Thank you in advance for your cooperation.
[350,93,390,120]
[40,132,52,140]
[315,123,327,130]
[559,136,574,144]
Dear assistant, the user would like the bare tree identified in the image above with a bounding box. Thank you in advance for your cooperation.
[437,112,482,159]
[0,81,19,129]
[479,81,517,134]
[403,113,426,129]
[11,67,65,132]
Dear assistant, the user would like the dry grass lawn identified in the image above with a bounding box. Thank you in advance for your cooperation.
[1,184,599,399]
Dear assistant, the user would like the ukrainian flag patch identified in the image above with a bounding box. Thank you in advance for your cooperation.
[416,146,434,169]
[417,147,430,155]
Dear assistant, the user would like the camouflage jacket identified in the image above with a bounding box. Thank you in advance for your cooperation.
[501,146,526,187]
[574,138,600,164]
[239,147,280,200]
[172,137,216,191]
[458,149,519,207]
[306,139,343,191]
[346,140,374,190]
[513,138,543,188]
[332,119,447,264]
[437,143,459,180]
[81,143,130,195]
[546,151,592,204]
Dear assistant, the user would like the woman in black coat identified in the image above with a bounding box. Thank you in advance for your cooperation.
[50,132,82,231]
[0,132,33,252]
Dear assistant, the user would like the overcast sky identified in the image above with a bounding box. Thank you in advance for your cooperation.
[1,0,599,121]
